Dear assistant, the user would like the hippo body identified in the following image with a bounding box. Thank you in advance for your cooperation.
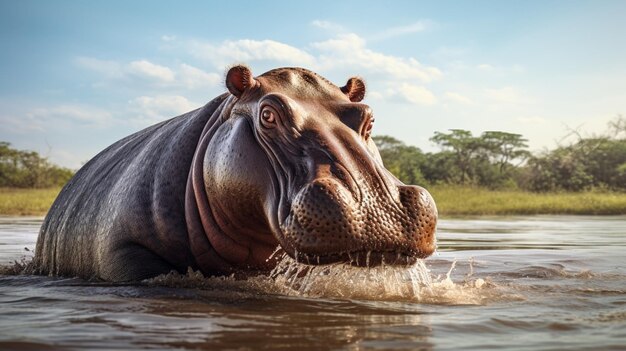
[34,96,224,280]
[34,66,437,281]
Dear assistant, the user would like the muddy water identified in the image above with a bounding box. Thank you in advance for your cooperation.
[1,216,625,350]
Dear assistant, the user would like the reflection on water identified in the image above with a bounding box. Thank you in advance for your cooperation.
[1,216,625,350]
[0,217,40,266]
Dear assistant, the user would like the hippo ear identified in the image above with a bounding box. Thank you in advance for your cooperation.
[340,77,366,102]
[226,65,257,98]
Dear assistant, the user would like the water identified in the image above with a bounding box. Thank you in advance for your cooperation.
[1,216,625,350]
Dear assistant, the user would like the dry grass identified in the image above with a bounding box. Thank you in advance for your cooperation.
[429,185,626,216]
[0,187,61,216]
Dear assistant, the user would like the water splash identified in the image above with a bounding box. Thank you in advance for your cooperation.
[143,249,519,305]
[0,256,33,275]
[267,252,430,300]
[0,249,517,305]
[263,252,510,305]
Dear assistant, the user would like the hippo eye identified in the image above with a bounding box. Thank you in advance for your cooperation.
[364,117,375,139]
[261,106,277,126]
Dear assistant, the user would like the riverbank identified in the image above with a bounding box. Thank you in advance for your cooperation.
[429,185,626,216]
[0,188,61,216]
[1,186,626,217]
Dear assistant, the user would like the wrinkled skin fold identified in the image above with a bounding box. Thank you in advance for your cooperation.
[33,65,437,282]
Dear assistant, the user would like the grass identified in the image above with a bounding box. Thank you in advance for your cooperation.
[1,185,625,217]
[0,187,62,216]
[429,185,626,216]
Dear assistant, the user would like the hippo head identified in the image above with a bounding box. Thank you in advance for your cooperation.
[197,65,436,271]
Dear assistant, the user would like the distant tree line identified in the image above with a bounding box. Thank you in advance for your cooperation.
[2,117,624,192]
[0,142,74,188]
[375,117,626,192]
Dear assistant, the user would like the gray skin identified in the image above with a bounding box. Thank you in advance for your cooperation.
[33,65,437,282]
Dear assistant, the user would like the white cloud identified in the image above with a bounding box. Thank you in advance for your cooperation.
[312,33,442,82]
[178,63,221,89]
[0,114,44,133]
[476,63,525,74]
[48,148,86,170]
[369,20,433,41]
[484,87,533,105]
[127,60,175,83]
[311,20,344,32]
[367,91,385,100]
[128,95,200,125]
[190,39,316,67]
[444,92,475,105]
[518,116,547,124]
[477,64,495,71]
[430,46,467,59]
[379,84,437,106]
[396,83,437,106]
[512,64,525,73]
[76,57,221,90]
[30,105,113,125]
[72,34,446,127]
[161,35,176,42]
[174,33,442,84]
[0,103,115,133]
[75,57,124,78]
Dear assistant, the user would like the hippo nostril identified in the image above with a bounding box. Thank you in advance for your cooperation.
[398,185,435,208]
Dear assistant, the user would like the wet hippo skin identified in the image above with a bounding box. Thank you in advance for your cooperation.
[33,65,437,281]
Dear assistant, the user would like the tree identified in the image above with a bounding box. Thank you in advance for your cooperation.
[430,129,482,184]
[521,149,594,192]
[480,131,531,183]
[373,135,426,185]
[519,117,626,192]
[480,131,531,175]
[421,151,458,185]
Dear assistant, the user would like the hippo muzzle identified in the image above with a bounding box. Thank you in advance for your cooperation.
[281,178,437,266]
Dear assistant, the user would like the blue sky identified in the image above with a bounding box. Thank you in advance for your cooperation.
[1,1,625,168]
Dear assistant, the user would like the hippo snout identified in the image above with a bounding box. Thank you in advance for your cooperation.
[281,178,356,253]
[278,177,437,266]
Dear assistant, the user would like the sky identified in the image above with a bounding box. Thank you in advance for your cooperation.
[1,0,625,168]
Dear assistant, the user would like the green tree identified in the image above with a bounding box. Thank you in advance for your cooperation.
[520,117,626,192]
[521,149,593,192]
[430,129,482,184]
[480,131,531,175]
[373,135,426,185]
[421,151,458,185]
[0,142,74,188]
[575,138,626,190]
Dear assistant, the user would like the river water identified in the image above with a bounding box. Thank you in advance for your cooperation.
[0,216,625,350]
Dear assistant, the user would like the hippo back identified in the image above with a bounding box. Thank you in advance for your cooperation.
[34,94,228,281]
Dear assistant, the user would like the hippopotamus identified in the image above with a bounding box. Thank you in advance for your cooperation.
[33,65,437,282]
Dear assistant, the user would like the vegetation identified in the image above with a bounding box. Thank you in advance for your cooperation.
[0,142,71,215]
[429,185,626,215]
[0,142,74,188]
[424,129,530,188]
[521,135,626,192]
[374,116,626,193]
